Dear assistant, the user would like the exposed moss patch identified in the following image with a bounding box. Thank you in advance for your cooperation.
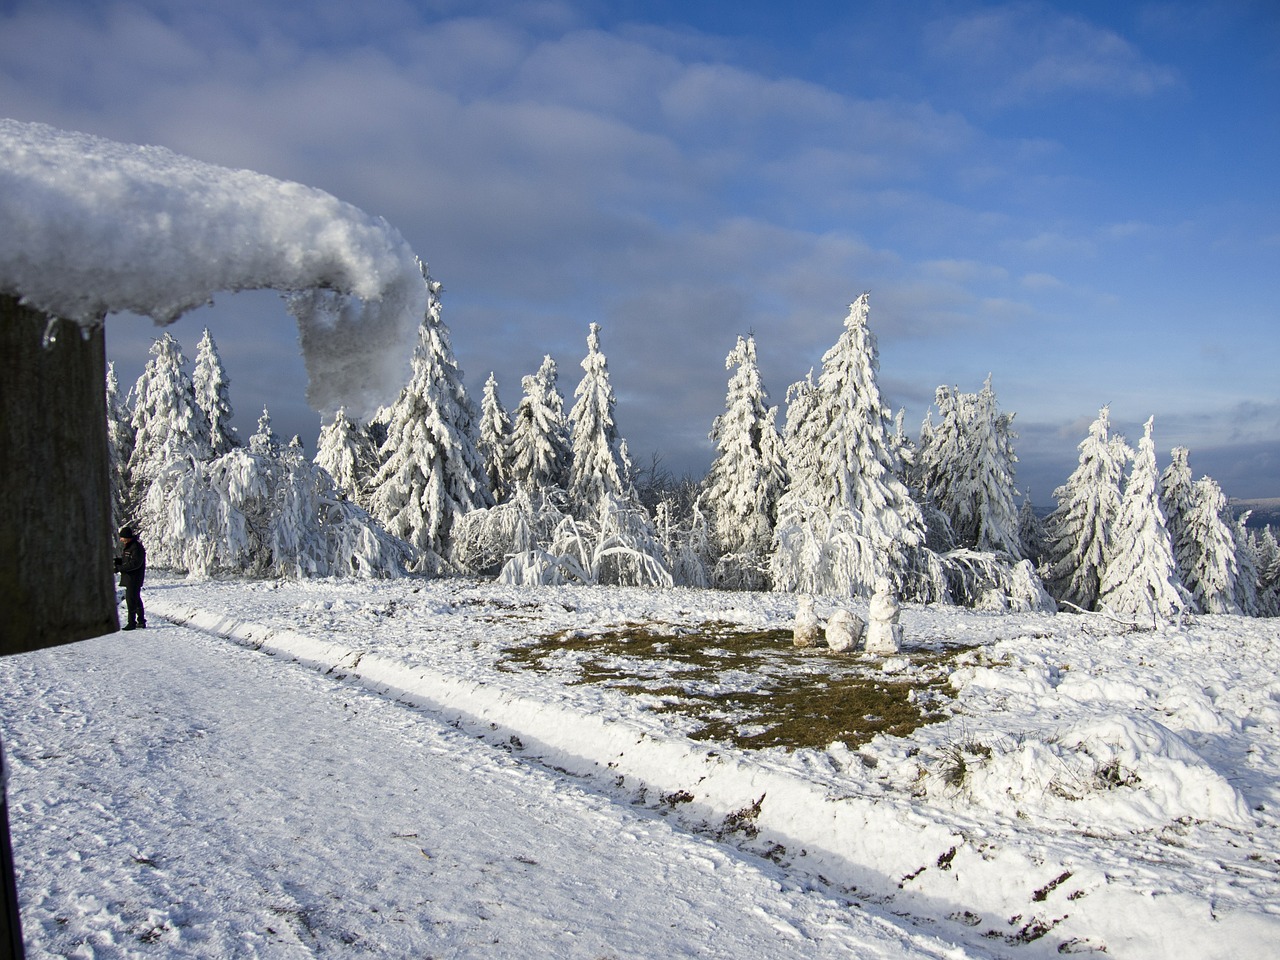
[500,621,971,752]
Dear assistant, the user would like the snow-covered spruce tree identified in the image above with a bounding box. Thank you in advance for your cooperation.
[703,335,787,588]
[770,294,927,598]
[1098,417,1188,622]
[366,270,492,574]
[128,333,212,517]
[479,372,514,504]
[248,406,281,457]
[105,361,135,533]
[1178,476,1242,614]
[509,355,572,495]
[1017,493,1047,567]
[567,323,627,515]
[1160,445,1197,599]
[1043,406,1130,612]
[919,378,1021,556]
[1231,513,1260,617]
[315,407,377,504]
[1254,526,1280,616]
[965,377,1022,556]
[559,322,669,586]
[192,327,238,455]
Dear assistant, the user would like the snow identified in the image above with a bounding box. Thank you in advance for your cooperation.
[0,119,425,417]
[3,576,1278,958]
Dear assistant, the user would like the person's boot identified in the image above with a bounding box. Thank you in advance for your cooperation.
[122,622,136,631]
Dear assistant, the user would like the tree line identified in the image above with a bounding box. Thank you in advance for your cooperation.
[108,277,1279,619]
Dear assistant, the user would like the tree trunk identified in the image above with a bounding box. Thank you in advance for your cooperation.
[0,294,118,655]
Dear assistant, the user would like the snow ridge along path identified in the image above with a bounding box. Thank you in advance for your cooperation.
[148,590,1280,960]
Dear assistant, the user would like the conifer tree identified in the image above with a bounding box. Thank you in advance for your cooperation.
[105,361,135,532]
[366,270,492,573]
[919,378,1020,556]
[1231,513,1260,616]
[479,372,514,503]
[771,294,926,596]
[1044,406,1129,611]
[128,333,211,515]
[1099,417,1186,621]
[779,371,821,498]
[315,407,377,503]
[509,355,572,494]
[193,327,238,455]
[249,406,281,457]
[1254,526,1280,616]
[704,335,787,564]
[568,323,627,514]
[1017,493,1047,567]
[1179,476,1242,614]
[1160,446,1197,596]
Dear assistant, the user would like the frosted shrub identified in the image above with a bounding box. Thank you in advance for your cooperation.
[454,487,569,576]
[940,550,1055,612]
[500,495,672,588]
[770,502,876,597]
[654,498,711,589]
[143,448,411,578]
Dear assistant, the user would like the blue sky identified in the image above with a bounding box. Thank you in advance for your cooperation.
[3,0,1277,501]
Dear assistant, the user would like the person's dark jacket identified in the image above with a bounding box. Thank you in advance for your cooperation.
[118,538,146,587]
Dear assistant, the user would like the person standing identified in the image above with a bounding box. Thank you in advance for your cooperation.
[114,526,146,630]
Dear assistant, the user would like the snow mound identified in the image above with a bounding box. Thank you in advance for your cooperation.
[0,119,426,415]
[1055,714,1253,827]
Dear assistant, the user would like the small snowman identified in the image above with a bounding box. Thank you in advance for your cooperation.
[824,608,866,653]
[865,578,903,655]
[792,595,820,648]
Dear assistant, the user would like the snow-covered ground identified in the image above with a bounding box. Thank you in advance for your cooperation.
[2,574,1278,959]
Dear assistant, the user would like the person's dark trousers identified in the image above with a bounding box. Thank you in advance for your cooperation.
[124,583,145,628]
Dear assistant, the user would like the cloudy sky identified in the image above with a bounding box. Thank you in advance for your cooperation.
[3,0,1277,501]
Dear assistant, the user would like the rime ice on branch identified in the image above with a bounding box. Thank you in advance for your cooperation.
[0,119,427,418]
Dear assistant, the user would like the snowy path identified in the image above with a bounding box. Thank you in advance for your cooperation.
[0,622,969,959]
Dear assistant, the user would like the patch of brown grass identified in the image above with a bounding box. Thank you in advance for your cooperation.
[500,622,969,751]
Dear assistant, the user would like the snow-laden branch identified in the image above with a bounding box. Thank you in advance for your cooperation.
[0,119,426,416]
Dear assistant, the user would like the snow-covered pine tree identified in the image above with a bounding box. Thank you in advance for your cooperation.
[1177,477,1242,614]
[366,270,492,573]
[1017,493,1047,567]
[105,361,135,533]
[1160,445,1197,598]
[918,384,966,534]
[779,370,822,497]
[192,327,238,455]
[127,333,211,516]
[703,335,787,576]
[479,372,514,503]
[966,377,1022,556]
[919,378,1021,556]
[249,406,281,457]
[1231,513,1260,616]
[314,407,377,503]
[509,355,572,495]
[1098,417,1187,622]
[567,323,626,515]
[770,293,927,597]
[1043,406,1129,612]
[1254,526,1280,616]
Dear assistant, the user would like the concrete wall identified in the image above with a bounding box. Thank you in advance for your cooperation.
[1,294,118,654]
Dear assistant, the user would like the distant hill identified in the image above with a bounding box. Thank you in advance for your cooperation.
[1230,498,1280,530]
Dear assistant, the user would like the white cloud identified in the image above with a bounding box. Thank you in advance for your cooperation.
[926,2,1178,105]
